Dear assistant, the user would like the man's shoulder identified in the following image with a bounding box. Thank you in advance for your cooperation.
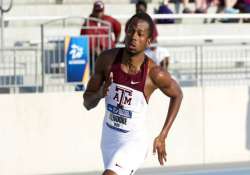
[101,47,120,56]
[148,60,170,79]
[98,48,120,63]
[95,48,121,75]
[147,57,158,70]
[82,15,97,26]
[102,15,118,22]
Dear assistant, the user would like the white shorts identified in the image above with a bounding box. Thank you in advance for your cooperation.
[101,121,149,175]
[101,139,148,175]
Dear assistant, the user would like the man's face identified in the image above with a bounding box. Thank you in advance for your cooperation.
[136,4,146,14]
[92,10,104,18]
[125,18,151,56]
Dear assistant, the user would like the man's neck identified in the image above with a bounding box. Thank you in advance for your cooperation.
[122,50,145,74]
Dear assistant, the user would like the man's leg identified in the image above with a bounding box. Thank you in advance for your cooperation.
[102,169,118,175]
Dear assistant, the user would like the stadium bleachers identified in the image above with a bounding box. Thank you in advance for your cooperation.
[4,1,250,46]
[4,23,250,47]
[12,0,164,5]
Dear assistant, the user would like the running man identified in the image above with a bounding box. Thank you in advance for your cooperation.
[83,13,183,175]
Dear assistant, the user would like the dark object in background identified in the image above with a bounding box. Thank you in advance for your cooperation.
[155,4,175,24]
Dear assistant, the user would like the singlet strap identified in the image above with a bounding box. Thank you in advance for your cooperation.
[107,48,123,80]
[141,55,148,90]
[113,48,123,64]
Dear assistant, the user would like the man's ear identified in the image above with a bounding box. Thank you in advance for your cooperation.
[146,38,151,48]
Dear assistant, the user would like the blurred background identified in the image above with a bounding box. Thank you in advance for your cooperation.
[0,0,250,175]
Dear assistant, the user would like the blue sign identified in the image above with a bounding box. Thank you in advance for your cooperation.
[65,36,90,83]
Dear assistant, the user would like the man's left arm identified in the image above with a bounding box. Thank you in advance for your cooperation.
[150,67,183,165]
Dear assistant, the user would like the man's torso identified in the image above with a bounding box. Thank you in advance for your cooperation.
[103,48,149,135]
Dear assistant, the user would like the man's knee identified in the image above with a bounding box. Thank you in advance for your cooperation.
[102,169,117,175]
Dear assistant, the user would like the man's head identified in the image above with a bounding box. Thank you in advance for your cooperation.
[92,1,105,18]
[125,13,154,56]
[136,0,147,14]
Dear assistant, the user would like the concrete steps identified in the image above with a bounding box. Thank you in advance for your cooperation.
[4,23,250,47]
[12,0,162,5]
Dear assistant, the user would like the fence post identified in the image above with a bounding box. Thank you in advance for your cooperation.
[13,48,16,93]
[195,45,199,86]
[0,0,4,61]
[0,0,13,62]
[35,48,38,92]
[200,45,204,87]
[243,43,250,79]
[41,24,45,92]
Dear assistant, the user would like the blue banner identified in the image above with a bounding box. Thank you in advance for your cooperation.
[65,36,90,83]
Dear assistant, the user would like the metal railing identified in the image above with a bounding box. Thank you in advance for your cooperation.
[0,47,41,93]
[167,43,250,86]
[1,42,250,93]
[40,16,112,92]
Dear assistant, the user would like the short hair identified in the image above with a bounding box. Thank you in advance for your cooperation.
[127,12,154,39]
[136,0,147,10]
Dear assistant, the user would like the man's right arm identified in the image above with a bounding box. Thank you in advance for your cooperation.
[83,76,104,110]
[83,54,106,110]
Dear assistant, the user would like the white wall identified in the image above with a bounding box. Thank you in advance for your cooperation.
[0,86,250,175]
[204,87,250,162]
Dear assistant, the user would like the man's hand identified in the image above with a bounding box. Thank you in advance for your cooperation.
[99,72,113,98]
[153,135,167,166]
